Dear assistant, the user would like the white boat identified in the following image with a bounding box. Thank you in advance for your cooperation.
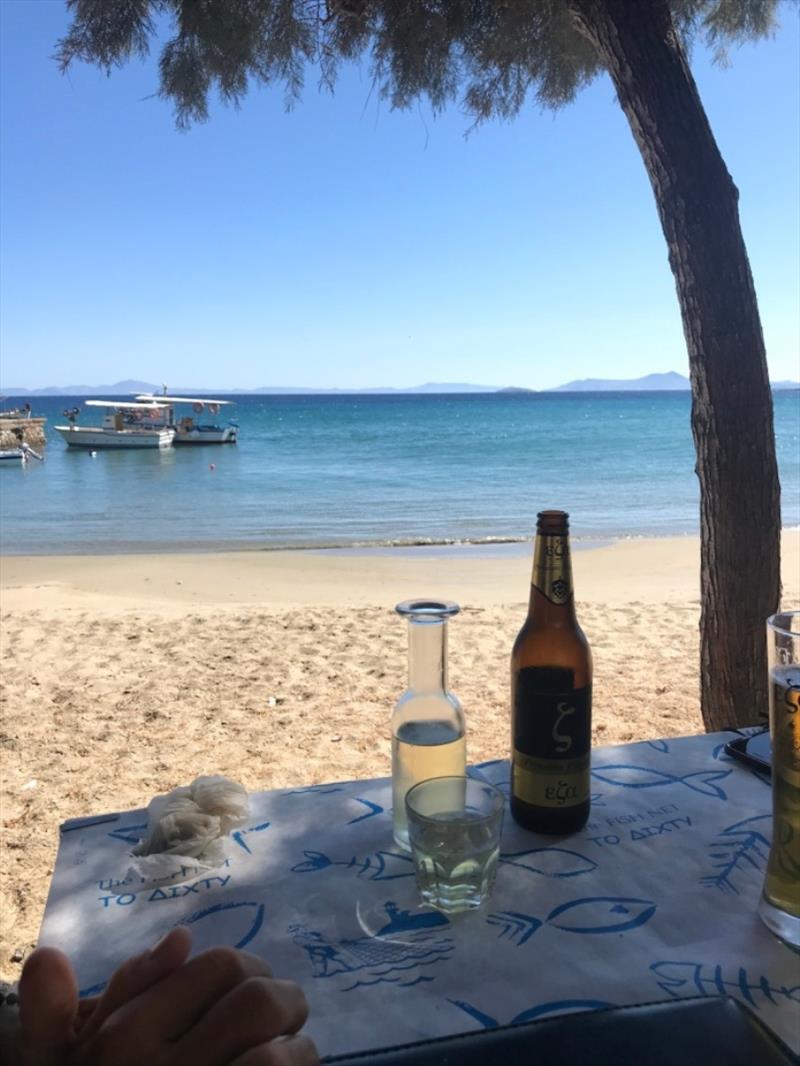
[0,449,26,465]
[54,401,175,449]
[136,394,238,444]
[0,400,33,419]
[0,443,44,465]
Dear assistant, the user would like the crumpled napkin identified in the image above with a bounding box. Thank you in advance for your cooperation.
[127,775,249,887]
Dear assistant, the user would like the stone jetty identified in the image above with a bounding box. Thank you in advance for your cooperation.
[0,417,47,449]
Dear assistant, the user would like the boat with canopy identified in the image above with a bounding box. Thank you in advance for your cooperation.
[54,400,175,449]
[136,394,238,444]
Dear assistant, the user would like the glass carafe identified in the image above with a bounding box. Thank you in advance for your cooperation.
[392,599,466,850]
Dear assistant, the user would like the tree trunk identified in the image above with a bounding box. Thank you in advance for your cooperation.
[568,0,781,730]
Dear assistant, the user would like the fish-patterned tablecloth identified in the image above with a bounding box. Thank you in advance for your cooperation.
[40,731,799,1057]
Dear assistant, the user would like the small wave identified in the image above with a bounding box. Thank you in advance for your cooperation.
[255,535,530,552]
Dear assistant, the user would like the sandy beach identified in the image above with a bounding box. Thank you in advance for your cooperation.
[1,532,798,982]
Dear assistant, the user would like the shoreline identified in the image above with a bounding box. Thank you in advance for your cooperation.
[2,526,796,560]
[2,532,798,609]
[0,531,682,559]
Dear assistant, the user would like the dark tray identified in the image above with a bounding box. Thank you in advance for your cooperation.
[323,995,798,1065]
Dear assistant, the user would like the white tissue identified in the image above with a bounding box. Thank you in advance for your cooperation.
[190,775,250,835]
[127,775,249,887]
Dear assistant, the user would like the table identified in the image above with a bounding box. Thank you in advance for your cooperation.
[40,731,799,1057]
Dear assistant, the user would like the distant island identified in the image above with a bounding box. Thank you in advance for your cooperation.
[3,372,797,395]
[547,371,799,392]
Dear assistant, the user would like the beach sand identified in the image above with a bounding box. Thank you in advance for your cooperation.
[1,532,798,982]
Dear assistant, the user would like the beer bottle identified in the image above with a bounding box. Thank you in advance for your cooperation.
[510,510,592,833]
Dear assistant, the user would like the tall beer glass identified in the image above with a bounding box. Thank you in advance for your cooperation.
[758,611,800,948]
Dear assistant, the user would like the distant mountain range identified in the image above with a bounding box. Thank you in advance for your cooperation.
[1,379,497,396]
[548,372,799,391]
[3,373,797,396]
[548,371,691,392]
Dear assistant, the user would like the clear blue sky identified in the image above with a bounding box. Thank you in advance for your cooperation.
[1,1,798,391]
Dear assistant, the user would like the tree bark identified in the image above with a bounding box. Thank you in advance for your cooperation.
[568,0,781,730]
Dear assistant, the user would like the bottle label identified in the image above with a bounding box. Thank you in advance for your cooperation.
[513,751,590,808]
[512,676,591,809]
[532,535,573,605]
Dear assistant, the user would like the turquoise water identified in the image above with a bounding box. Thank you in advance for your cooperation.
[1,391,797,554]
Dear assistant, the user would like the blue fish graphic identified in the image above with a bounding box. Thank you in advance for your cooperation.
[231,822,271,854]
[291,849,415,881]
[547,896,657,934]
[499,846,598,879]
[283,784,344,796]
[647,740,670,754]
[448,997,617,1029]
[107,821,149,846]
[591,764,732,800]
[290,902,453,989]
[651,961,800,1011]
[488,896,656,945]
[347,798,385,824]
[78,900,266,999]
[179,900,265,950]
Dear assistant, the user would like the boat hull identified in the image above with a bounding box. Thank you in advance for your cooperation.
[54,425,175,449]
[174,424,238,444]
[0,449,26,465]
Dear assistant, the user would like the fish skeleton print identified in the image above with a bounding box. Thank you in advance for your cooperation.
[651,961,800,1011]
[291,849,416,881]
[700,814,772,894]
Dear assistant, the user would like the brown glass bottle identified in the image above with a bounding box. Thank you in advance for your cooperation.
[510,510,592,834]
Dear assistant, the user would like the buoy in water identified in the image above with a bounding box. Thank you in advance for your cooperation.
[90,450,97,458]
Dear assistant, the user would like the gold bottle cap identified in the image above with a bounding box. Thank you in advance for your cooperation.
[536,510,569,533]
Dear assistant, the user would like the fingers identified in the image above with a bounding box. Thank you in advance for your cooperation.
[114,945,273,1042]
[77,925,192,1041]
[19,947,78,1059]
[230,1035,320,1066]
[175,977,310,1064]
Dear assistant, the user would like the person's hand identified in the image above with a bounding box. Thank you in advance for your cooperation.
[19,928,319,1065]
[19,926,193,1064]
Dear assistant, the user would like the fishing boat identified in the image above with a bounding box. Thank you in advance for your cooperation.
[136,394,238,444]
[0,400,33,419]
[54,401,175,449]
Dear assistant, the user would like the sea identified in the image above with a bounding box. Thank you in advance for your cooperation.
[0,391,798,555]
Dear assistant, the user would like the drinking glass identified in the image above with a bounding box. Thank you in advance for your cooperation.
[405,775,504,914]
[758,610,800,948]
